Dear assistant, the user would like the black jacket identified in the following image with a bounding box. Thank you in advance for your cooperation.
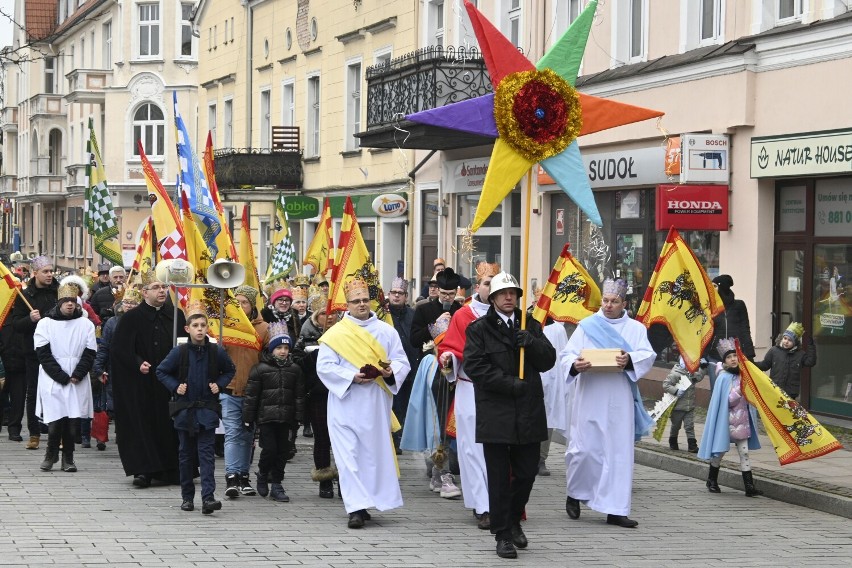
[755,340,817,397]
[11,277,59,357]
[463,307,556,445]
[293,317,328,398]
[390,304,420,370]
[410,298,463,352]
[243,351,306,426]
[89,285,117,319]
[707,298,755,360]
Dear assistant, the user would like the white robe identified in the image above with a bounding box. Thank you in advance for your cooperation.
[33,316,97,424]
[541,322,570,435]
[559,309,655,516]
[443,297,490,515]
[317,312,411,514]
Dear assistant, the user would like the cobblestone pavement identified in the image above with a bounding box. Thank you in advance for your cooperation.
[1,435,851,567]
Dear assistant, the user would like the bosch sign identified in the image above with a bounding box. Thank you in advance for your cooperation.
[656,184,729,231]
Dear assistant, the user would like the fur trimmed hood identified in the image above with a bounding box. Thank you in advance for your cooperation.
[59,274,91,301]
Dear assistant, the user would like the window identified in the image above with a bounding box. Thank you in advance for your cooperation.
[629,0,644,59]
[778,0,802,21]
[556,0,584,37]
[345,61,361,152]
[208,103,217,147]
[180,2,194,57]
[59,210,65,254]
[429,0,444,47]
[700,0,721,42]
[230,17,235,41]
[48,129,62,175]
[138,3,161,58]
[282,80,295,127]
[102,22,112,68]
[307,75,320,157]
[44,56,55,94]
[260,89,271,149]
[223,99,233,148]
[91,31,95,67]
[224,19,229,45]
[507,0,522,48]
[133,103,165,157]
[81,35,86,67]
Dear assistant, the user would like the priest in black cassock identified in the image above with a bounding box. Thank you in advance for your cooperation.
[111,271,187,487]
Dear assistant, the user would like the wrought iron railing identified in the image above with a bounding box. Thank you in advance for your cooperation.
[365,45,494,129]
[213,148,303,189]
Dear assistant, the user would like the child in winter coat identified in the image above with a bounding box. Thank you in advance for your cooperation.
[662,357,707,453]
[242,322,306,502]
[755,322,816,400]
[156,304,236,515]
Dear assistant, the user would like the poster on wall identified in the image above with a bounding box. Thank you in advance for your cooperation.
[814,179,852,238]
[680,134,729,184]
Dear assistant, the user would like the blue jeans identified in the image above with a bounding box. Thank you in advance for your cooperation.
[178,428,216,501]
[220,394,254,475]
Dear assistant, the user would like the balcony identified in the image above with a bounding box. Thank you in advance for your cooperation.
[214,127,303,189]
[0,175,17,196]
[356,45,496,151]
[65,69,112,104]
[1,107,17,132]
[28,94,65,118]
[17,175,65,202]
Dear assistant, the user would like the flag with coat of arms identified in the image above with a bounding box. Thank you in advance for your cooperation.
[532,243,601,325]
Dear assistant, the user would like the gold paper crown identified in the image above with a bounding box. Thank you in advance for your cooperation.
[476,262,501,280]
[309,293,329,313]
[293,274,310,287]
[112,285,127,303]
[185,300,208,320]
[292,286,308,301]
[141,269,158,286]
[124,287,143,304]
[57,283,79,300]
[343,277,370,300]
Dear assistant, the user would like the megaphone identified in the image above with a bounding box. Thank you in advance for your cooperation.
[155,258,195,285]
[207,258,245,288]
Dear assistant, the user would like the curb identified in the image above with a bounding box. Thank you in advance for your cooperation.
[635,445,852,520]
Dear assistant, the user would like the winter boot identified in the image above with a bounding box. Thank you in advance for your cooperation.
[238,472,256,496]
[706,465,721,493]
[61,453,77,473]
[256,471,269,497]
[687,438,699,453]
[312,466,337,499]
[224,473,240,498]
[669,437,679,451]
[742,470,763,497]
[40,448,59,471]
[319,480,334,499]
[269,483,290,502]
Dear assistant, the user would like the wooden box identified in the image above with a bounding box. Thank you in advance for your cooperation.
[579,348,623,372]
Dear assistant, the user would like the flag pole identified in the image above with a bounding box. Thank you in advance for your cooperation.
[519,169,533,380]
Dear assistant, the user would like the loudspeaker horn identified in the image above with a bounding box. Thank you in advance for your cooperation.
[207,258,245,288]
[155,258,195,285]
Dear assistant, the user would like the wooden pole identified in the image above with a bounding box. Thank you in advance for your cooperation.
[15,287,35,312]
[519,169,533,379]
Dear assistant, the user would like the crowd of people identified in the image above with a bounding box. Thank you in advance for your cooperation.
[0,255,817,559]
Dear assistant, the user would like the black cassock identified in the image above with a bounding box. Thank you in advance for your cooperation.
[111,300,187,479]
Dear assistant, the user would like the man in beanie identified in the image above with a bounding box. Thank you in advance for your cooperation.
[463,271,555,558]
[560,278,656,530]
[705,274,755,389]
[316,277,411,529]
[220,285,269,498]
[756,322,817,400]
[10,255,58,449]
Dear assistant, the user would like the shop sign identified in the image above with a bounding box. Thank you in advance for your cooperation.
[284,196,320,219]
[371,194,408,217]
[750,129,852,178]
[680,134,729,184]
[814,179,852,237]
[445,158,489,193]
[778,185,807,232]
[655,184,729,231]
[555,208,565,235]
[538,146,668,189]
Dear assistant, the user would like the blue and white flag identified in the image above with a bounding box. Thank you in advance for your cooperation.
[173,91,221,256]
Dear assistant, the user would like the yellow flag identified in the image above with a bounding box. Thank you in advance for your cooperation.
[328,197,391,324]
[181,195,261,351]
[636,227,723,372]
[532,243,601,325]
[303,198,334,275]
[238,205,264,313]
[739,351,843,465]
[0,261,20,326]
[204,132,237,260]
[131,216,154,274]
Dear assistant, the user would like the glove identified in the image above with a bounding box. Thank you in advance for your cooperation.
[699,358,709,369]
[515,330,535,348]
[676,387,686,397]
[512,378,528,398]
[359,364,382,379]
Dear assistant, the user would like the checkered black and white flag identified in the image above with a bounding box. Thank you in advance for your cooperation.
[265,194,296,283]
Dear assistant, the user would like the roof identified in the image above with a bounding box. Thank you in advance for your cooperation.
[25,0,57,42]
[52,0,110,40]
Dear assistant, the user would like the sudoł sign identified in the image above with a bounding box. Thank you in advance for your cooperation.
[751,129,852,178]
[538,145,668,190]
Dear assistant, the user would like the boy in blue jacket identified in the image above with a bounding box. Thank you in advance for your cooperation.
[157,303,236,514]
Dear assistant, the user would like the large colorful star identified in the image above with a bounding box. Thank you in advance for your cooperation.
[406,0,664,230]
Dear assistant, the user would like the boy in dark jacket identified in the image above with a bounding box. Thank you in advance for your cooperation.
[243,321,306,502]
[156,303,236,514]
[755,322,816,400]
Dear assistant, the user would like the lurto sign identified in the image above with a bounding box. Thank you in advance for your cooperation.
[285,196,320,219]
[371,194,408,217]
[656,184,729,231]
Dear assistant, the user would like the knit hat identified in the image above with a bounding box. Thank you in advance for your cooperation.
[270,287,293,304]
[234,285,259,306]
[783,322,804,344]
[716,337,737,360]
[267,321,291,352]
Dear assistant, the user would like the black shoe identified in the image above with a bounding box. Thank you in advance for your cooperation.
[706,465,722,493]
[348,512,364,529]
[742,471,763,497]
[303,423,313,438]
[133,475,151,488]
[269,483,290,503]
[180,500,194,512]
[477,512,491,530]
[319,480,334,499]
[565,496,581,519]
[687,438,699,453]
[360,509,371,521]
[81,437,91,449]
[224,473,240,498]
[96,442,106,451]
[39,449,59,471]
[496,539,517,559]
[201,498,222,515]
[256,471,269,497]
[606,514,638,528]
[669,437,679,451]
[238,473,256,496]
[61,455,77,473]
[510,525,528,549]
[8,434,23,442]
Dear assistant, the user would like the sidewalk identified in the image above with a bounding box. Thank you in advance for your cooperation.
[637,372,852,519]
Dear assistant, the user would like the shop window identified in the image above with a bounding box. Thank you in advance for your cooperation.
[615,189,646,219]
[455,190,521,284]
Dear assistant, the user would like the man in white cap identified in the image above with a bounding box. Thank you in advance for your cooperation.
[560,278,656,529]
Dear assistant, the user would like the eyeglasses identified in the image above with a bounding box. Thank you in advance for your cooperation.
[348,298,370,305]
[437,290,456,299]
[389,290,406,296]
[145,284,167,291]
